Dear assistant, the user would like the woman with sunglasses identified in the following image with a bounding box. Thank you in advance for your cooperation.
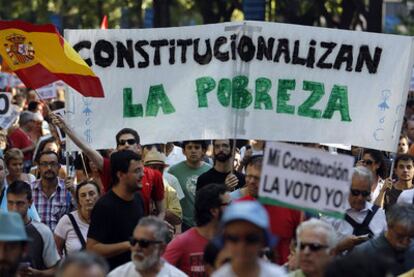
[54,180,101,256]
[357,149,388,203]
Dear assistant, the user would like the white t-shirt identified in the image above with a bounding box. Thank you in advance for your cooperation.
[397,188,414,204]
[212,260,286,277]
[108,260,187,277]
[54,211,89,255]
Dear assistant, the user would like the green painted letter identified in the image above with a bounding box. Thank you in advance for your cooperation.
[322,85,351,121]
[298,81,324,118]
[232,75,252,109]
[217,78,231,107]
[123,88,143,117]
[276,79,295,114]
[254,78,273,110]
[196,76,216,108]
[145,84,175,117]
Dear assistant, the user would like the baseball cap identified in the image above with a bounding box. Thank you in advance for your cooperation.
[0,211,30,242]
[221,200,277,247]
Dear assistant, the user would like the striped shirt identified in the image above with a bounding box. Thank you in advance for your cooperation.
[31,178,72,231]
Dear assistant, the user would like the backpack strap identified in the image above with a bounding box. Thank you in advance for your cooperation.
[67,213,86,250]
[360,205,379,228]
[345,205,379,237]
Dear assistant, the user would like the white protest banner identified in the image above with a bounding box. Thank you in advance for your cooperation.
[259,142,355,218]
[36,83,57,100]
[64,21,414,151]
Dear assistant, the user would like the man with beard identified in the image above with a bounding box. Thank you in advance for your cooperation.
[163,183,230,276]
[87,150,145,270]
[108,216,186,276]
[0,212,30,277]
[352,203,414,275]
[376,154,414,210]
[196,139,245,192]
[31,151,72,231]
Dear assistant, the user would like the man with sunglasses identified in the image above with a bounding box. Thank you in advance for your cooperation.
[352,203,414,275]
[108,216,186,277]
[50,115,166,219]
[213,201,285,277]
[289,219,336,277]
[163,183,230,276]
[323,167,387,254]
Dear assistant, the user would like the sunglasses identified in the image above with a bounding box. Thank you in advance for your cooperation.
[350,189,370,197]
[129,237,163,248]
[299,242,328,252]
[361,159,374,166]
[223,233,262,245]
[118,139,137,146]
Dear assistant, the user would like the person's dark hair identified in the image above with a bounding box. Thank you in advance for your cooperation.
[110,150,141,186]
[56,251,109,277]
[183,140,208,150]
[116,128,140,145]
[38,150,59,162]
[394,154,414,169]
[27,101,40,112]
[212,139,235,150]
[7,180,32,201]
[195,183,227,227]
[75,180,101,203]
[363,149,387,179]
[325,252,395,277]
[203,238,224,267]
[35,137,60,163]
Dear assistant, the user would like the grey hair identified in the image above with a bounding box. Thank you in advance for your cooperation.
[56,251,109,277]
[353,166,374,190]
[296,218,337,250]
[386,203,414,230]
[137,216,170,243]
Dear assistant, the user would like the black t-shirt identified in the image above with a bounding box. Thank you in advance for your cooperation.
[196,167,245,191]
[87,190,144,270]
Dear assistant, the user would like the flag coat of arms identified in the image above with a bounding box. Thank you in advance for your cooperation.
[0,20,104,98]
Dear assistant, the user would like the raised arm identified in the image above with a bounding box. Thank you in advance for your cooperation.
[48,112,104,170]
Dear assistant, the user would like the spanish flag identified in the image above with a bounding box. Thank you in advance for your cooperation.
[0,20,104,98]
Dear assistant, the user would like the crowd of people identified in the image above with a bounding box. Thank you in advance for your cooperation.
[0,86,414,277]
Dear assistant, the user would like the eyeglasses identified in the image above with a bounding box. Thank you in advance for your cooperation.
[39,162,59,168]
[350,189,370,197]
[299,242,328,252]
[361,159,374,166]
[223,233,262,245]
[118,139,137,146]
[129,237,163,248]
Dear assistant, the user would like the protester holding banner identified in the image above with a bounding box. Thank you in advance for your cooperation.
[196,139,245,192]
[50,114,166,218]
[374,154,414,210]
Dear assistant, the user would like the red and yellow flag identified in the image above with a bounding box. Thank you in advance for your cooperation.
[0,20,104,98]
